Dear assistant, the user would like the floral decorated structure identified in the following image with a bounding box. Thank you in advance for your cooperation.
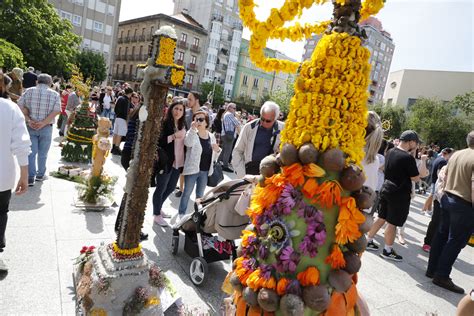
[225,0,385,315]
[74,25,185,315]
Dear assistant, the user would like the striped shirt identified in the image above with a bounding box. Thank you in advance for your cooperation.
[222,112,239,134]
[18,84,61,124]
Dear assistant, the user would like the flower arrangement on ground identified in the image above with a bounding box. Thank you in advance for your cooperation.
[78,173,117,204]
[224,0,385,314]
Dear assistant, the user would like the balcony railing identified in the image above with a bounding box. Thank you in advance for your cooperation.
[135,54,143,61]
[118,38,123,44]
[138,35,145,42]
[187,63,197,72]
[177,41,188,49]
[190,45,200,53]
[176,59,184,66]
[124,36,130,43]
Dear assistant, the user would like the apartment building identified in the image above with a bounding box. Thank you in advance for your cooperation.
[49,0,121,75]
[173,0,243,100]
[114,12,208,92]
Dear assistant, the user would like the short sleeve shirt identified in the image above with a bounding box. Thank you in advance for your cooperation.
[384,148,419,195]
[17,84,60,124]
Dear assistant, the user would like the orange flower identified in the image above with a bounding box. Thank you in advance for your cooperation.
[241,230,256,248]
[234,257,252,285]
[335,197,365,245]
[276,278,290,295]
[325,244,346,269]
[282,163,305,187]
[314,180,342,208]
[297,266,320,286]
[247,268,264,291]
[303,163,326,178]
[302,178,319,198]
[262,276,277,290]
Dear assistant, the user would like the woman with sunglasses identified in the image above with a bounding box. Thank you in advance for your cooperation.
[178,111,221,218]
[152,100,186,226]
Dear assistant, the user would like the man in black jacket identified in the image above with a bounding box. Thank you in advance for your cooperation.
[111,87,133,155]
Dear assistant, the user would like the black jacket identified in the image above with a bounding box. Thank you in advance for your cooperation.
[155,120,176,173]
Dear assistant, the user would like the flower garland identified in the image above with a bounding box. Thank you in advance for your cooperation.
[112,242,142,256]
[156,36,176,66]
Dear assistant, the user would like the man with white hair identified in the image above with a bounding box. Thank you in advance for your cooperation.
[18,73,60,186]
[232,101,285,178]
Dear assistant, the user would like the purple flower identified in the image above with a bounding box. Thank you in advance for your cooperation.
[277,184,300,215]
[260,263,273,280]
[258,245,269,260]
[285,280,302,296]
[242,258,256,271]
[276,246,300,273]
[306,222,327,246]
[299,236,319,257]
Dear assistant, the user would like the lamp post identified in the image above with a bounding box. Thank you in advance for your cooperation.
[210,76,217,105]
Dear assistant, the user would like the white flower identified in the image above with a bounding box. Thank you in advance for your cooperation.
[155,25,176,39]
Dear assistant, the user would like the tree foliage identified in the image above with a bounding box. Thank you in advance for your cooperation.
[0,0,81,76]
[450,91,474,117]
[76,50,107,83]
[269,76,295,114]
[406,98,471,149]
[199,81,224,107]
[370,103,408,140]
[0,39,25,70]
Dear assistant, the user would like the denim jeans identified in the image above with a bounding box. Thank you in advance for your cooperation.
[178,171,208,215]
[427,193,474,277]
[101,108,111,119]
[28,125,53,180]
[0,190,12,250]
[153,168,181,216]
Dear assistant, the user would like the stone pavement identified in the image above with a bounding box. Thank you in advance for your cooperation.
[0,129,472,315]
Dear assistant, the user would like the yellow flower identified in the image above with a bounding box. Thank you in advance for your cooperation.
[156,37,176,66]
[145,296,160,307]
[112,242,142,256]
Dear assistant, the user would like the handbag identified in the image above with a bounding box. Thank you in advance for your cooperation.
[208,161,224,187]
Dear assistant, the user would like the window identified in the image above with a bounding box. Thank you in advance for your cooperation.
[127,30,130,37]
[93,21,103,33]
[120,30,124,38]
[264,80,269,90]
[387,98,393,106]
[125,47,128,55]
[61,11,72,22]
[178,51,185,61]
[243,75,248,86]
[253,78,259,88]
[191,55,196,64]
[107,4,115,16]
[115,64,119,75]
[142,28,145,36]
[150,26,154,35]
[122,64,126,74]
[129,65,133,76]
[139,46,143,58]
[407,98,418,109]
[133,29,137,37]
[205,69,210,76]
[180,33,187,43]
[118,47,122,56]
[188,74,194,84]
[72,15,81,26]
[193,37,200,47]
[131,47,135,56]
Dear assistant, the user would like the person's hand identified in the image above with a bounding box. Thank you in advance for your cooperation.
[191,121,198,130]
[212,143,220,152]
[35,120,47,129]
[243,175,258,184]
[15,167,28,195]
[28,120,40,130]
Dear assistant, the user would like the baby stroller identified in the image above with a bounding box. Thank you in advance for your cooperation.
[171,179,252,286]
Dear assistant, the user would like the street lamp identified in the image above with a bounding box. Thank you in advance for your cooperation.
[209,76,217,105]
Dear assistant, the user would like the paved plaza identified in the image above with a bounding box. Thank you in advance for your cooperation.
[0,130,472,315]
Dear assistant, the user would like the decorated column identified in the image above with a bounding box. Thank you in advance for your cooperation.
[225,0,385,315]
[74,26,185,315]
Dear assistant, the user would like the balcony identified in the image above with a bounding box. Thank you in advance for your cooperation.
[124,36,131,43]
[212,14,223,22]
[138,35,146,42]
[146,34,153,41]
[176,59,184,66]
[135,54,143,61]
[177,41,188,49]
[187,63,197,72]
[114,54,121,61]
[185,82,192,90]
[118,38,123,44]
[190,45,200,53]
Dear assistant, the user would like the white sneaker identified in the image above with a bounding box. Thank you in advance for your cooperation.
[0,259,7,272]
[154,215,168,227]
[161,209,172,218]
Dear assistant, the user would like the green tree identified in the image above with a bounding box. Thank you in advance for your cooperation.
[0,39,25,70]
[199,81,224,107]
[450,91,474,117]
[76,50,107,83]
[370,103,408,140]
[0,0,81,76]
[406,98,470,149]
[269,76,295,114]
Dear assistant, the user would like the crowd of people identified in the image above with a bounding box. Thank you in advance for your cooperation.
[0,67,472,305]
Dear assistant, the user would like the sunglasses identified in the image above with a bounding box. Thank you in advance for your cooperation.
[195,117,205,122]
[261,118,274,123]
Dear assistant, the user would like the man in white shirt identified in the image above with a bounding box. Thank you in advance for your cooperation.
[0,73,31,272]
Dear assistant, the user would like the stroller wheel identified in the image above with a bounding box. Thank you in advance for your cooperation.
[189,257,208,286]
[171,236,179,255]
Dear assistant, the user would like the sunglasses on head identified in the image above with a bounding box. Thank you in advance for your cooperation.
[261,118,273,123]
[195,117,205,122]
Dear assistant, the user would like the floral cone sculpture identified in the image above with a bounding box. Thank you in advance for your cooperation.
[225,0,385,315]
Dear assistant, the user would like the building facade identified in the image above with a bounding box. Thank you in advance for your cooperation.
[232,39,295,109]
[173,0,243,100]
[114,12,208,92]
[49,0,121,75]
[301,17,395,104]
[383,69,474,108]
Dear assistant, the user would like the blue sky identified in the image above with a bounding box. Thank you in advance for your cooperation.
[120,0,473,73]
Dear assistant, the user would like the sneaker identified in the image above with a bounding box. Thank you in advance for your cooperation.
[422,244,431,252]
[153,215,168,227]
[35,175,47,181]
[175,191,182,198]
[28,178,35,187]
[0,259,7,272]
[160,209,172,218]
[140,232,149,241]
[111,146,122,156]
[366,240,379,251]
[380,249,403,261]
[432,277,464,294]
[425,211,433,217]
